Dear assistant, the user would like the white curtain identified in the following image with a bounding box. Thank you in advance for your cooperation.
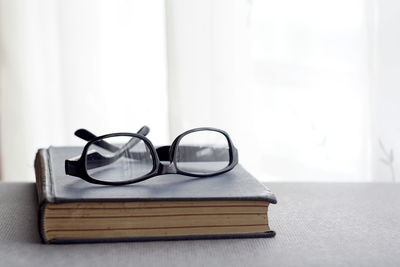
[1,0,400,182]
[0,0,168,181]
[166,0,400,182]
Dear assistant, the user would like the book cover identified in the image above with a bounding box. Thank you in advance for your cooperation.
[35,146,277,243]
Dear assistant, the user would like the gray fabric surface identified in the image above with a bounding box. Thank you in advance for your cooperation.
[1,182,399,267]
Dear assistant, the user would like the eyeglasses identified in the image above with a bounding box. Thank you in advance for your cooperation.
[65,126,239,185]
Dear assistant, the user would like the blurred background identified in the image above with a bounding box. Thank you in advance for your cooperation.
[0,0,399,182]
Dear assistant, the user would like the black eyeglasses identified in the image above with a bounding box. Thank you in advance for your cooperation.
[65,126,239,185]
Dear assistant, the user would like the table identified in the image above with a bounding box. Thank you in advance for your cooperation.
[1,182,399,266]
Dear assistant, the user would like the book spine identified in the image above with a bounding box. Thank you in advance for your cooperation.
[34,149,51,243]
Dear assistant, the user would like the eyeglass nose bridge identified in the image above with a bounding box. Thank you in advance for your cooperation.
[159,161,177,175]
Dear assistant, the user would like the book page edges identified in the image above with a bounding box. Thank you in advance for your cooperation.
[42,201,271,243]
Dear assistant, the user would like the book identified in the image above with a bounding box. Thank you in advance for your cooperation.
[34,146,277,244]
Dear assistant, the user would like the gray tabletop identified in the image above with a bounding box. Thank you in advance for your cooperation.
[1,182,399,267]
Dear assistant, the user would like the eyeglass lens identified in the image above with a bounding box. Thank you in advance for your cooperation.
[85,136,154,182]
[175,130,230,175]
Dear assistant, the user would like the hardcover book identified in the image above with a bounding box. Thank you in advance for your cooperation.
[34,146,277,244]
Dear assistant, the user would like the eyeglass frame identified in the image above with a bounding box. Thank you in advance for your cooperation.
[65,127,239,186]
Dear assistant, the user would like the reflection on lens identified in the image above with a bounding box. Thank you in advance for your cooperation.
[176,130,230,174]
[85,135,154,182]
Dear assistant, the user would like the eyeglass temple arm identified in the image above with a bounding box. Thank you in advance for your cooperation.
[67,126,150,173]
[75,126,150,152]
